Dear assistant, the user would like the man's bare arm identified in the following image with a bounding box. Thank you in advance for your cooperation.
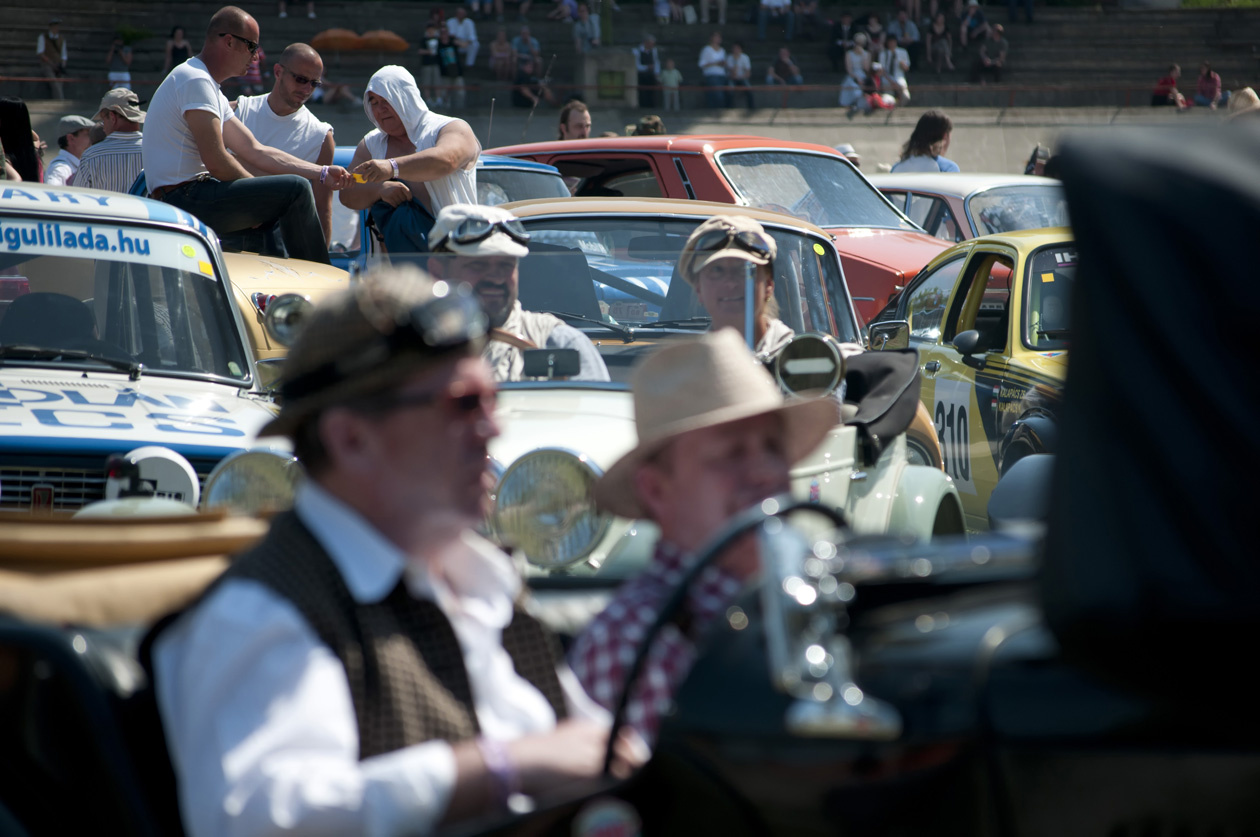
[314,131,335,244]
[222,116,320,179]
[185,110,255,182]
[351,121,480,185]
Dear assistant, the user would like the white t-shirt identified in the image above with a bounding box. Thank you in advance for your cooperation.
[699,44,727,76]
[890,154,942,173]
[446,16,478,44]
[234,94,332,164]
[879,46,910,83]
[43,149,79,186]
[143,56,235,190]
[726,52,751,80]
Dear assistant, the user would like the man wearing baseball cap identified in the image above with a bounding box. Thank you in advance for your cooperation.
[568,327,840,742]
[152,266,641,837]
[75,88,146,193]
[42,115,95,186]
[426,203,610,382]
[677,214,796,356]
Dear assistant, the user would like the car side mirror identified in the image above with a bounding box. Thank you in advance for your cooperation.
[522,348,581,379]
[255,358,286,393]
[953,329,986,369]
[868,320,909,351]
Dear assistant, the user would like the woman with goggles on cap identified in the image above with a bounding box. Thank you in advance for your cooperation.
[678,215,796,356]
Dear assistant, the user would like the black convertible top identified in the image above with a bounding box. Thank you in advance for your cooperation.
[1041,122,1260,694]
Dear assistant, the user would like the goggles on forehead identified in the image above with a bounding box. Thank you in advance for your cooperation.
[434,216,531,251]
[280,284,488,402]
[690,226,774,260]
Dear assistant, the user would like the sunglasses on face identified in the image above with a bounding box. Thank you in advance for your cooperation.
[220,32,260,55]
[691,227,774,260]
[281,64,322,88]
[358,383,497,417]
[435,217,531,251]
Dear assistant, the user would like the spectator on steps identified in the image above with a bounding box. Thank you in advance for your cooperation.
[767,47,803,86]
[106,33,134,88]
[829,11,859,72]
[758,0,795,42]
[277,1,316,18]
[418,25,443,103]
[863,12,886,50]
[879,34,912,103]
[926,12,954,73]
[888,9,921,64]
[511,25,542,66]
[489,28,515,81]
[838,32,870,109]
[959,0,990,48]
[699,32,729,108]
[1152,63,1189,110]
[702,0,728,25]
[972,23,1007,84]
[448,7,480,67]
[794,0,822,40]
[634,34,662,108]
[661,58,683,111]
[162,26,194,77]
[1008,0,1033,23]
[547,0,579,22]
[728,43,754,108]
[574,4,601,54]
[36,17,68,100]
[1193,61,1229,110]
[654,0,684,24]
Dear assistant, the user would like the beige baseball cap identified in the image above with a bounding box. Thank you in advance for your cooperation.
[677,215,778,287]
[96,88,146,123]
[429,203,530,258]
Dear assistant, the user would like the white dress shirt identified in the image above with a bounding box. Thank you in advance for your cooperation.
[154,481,605,837]
[42,148,79,186]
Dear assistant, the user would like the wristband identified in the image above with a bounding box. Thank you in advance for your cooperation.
[319,165,329,184]
[476,737,520,809]
[389,157,399,179]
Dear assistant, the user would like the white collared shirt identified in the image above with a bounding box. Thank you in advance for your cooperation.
[154,481,605,837]
[42,148,79,186]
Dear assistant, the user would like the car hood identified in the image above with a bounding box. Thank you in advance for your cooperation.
[827,228,950,273]
[490,387,637,471]
[0,369,276,451]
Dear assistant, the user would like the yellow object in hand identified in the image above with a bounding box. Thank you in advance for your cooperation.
[352,173,368,183]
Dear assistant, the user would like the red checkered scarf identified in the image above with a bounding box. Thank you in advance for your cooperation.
[568,540,744,744]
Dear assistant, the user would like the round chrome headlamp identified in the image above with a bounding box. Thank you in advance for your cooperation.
[492,448,610,569]
[200,449,304,515]
[263,293,312,347]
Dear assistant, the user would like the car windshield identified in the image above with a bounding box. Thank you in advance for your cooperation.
[717,150,916,230]
[1023,244,1076,351]
[0,215,249,382]
[968,184,1069,236]
[478,168,571,206]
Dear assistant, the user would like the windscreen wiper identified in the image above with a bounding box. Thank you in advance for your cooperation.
[1036,329,1069,339]
[636,317,712,330]
[534,310,635,343]
[0,344,144,380]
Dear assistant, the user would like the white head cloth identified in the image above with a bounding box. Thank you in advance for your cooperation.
[363,65,480,212]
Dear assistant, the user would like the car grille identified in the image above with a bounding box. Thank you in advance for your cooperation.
[0,457,218,513]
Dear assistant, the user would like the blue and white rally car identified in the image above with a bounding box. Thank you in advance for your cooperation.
[0,182,290,514]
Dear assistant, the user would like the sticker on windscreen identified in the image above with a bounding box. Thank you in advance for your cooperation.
[0,217,214,274]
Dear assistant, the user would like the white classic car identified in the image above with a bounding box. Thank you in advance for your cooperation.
[0,182,304,514]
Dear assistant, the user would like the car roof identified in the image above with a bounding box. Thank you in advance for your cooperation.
[931,226,1074,260]
[866,173,1063,199]
[488,134,849,158]
[330,146,559,174]
[0,181,214,239]
[502,196,833,236]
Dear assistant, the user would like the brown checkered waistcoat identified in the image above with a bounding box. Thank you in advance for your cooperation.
[222,511,568,758]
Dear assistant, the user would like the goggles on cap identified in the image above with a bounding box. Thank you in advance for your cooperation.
[280,285,488,402]
[434,216,531,252]
[690,226,774,262]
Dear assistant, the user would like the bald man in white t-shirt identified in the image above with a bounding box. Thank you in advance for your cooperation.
[233,43,336,244]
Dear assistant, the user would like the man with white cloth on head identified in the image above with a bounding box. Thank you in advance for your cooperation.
[341,65,480,256]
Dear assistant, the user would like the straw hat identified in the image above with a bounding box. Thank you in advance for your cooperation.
[1228,87,1260,120]
[593,328,840,518]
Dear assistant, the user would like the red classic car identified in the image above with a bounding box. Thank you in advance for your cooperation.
[487,135,950,324]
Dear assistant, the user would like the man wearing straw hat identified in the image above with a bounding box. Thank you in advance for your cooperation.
[152,266,641,837]
[569,327,839,742]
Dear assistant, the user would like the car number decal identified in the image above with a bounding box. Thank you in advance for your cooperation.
[933,378,976,495]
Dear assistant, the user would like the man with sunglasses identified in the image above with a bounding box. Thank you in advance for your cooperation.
[679,214,795,356]
[152,267,643,837]
[143,5,351,264]
[426,204,610,383]
[232,42,336,244]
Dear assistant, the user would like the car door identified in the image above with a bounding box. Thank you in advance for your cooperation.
[904,246,1014,529]
[905,192,964,243]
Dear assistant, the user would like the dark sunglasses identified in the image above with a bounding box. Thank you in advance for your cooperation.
[357,384,495,416]
[435,217,531,251]
[220,31,260,55]
[691,227,774,260]
[281,64,322,88]
[281,286,488,402]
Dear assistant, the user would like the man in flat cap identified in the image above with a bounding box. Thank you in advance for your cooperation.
[43,115,95,186]
[427,203,610,382]
[152,267,640,837]
[569,328,838,742]
[75,88,146,193]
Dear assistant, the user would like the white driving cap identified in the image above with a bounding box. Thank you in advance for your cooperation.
[430,203,530,258]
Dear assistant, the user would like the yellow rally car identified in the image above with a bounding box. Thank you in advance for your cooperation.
[869,228,1073,531]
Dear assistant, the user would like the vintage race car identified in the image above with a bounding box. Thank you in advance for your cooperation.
[475,197,963,579]
[328,149,568,272]
[867,227,1074,531]
[0,182,293,514]
[869,172,1069,243]
[487,135,950,324]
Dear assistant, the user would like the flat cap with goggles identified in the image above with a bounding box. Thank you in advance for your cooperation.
[430,203,531,258]
[259,267,488,439]
[678,215,778,286]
